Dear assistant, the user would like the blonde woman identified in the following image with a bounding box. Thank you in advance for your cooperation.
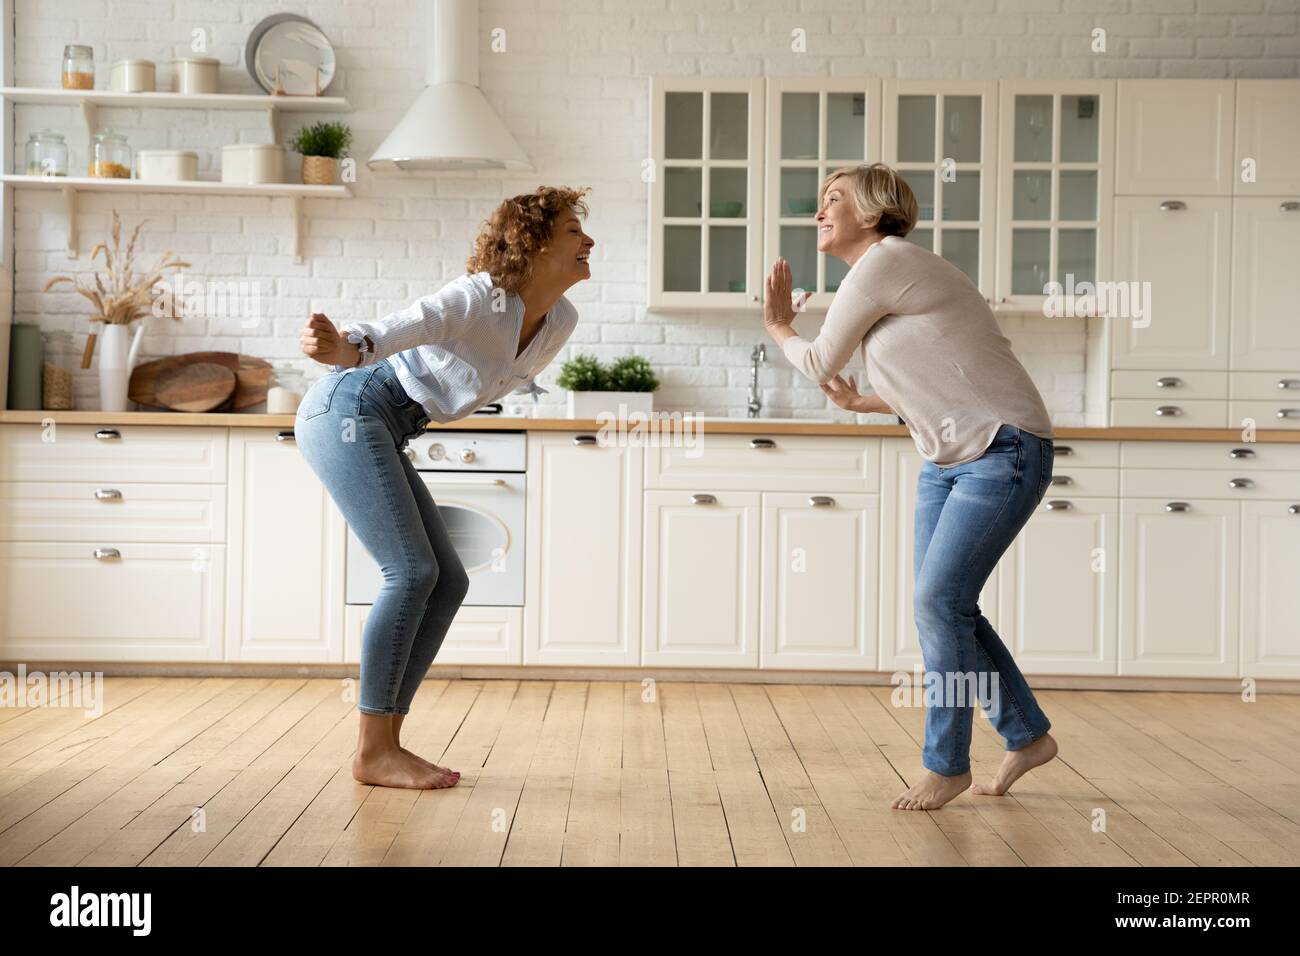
[295,187,594,790]
[764,163,1058,811]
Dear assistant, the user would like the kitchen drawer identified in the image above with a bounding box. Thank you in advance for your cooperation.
[1230,400,1300,431]
[1122,468,1300,500]
[1050,440,1119,468]
[1110,369,1228,401]
[1110,399,1228,428]
[0,482,225,543]
[646,435,879,492]
[1121,440,1300,470]
[1230,371,1300,401]
[0,541,225,661]
[0,424,227,484]
[1042,468,1120,498]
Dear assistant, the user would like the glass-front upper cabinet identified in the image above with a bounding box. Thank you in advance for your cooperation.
[882,81,997,297]
[649,77,764,310]
[996,81,1115,310]
[763,79,881,312]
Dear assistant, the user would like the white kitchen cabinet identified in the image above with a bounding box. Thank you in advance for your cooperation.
[995,80,1114,310]
[760,491,879,670]
[225,428,345,662]
[763,78,881,311]
[344,604,522,667]
[1110,196,1232,371]
[1115,80,1234,196]
[1235,80,1300,196]
[996,497,1119,675]
[523,432,642,665]
[883,80,999,296]
[643,489,761,667]
[649,76,765,310]
[1118,498,1239,677]
[1240,500,1300,678]
[1230,197,1300,372]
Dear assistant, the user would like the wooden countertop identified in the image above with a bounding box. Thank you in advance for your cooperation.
[2,408,1299,442]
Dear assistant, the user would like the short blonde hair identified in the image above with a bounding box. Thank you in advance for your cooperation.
[819,163,918,239]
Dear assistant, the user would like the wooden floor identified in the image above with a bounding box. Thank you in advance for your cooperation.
[1,677,1297,866]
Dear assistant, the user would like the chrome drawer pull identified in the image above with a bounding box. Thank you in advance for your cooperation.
[1155,376,1183,388]
[94,429,121,440]
[1050,475,1073,486]
[1228,478,1255,489]
[1281,201,1300,212]
[1228,448,1256,459]
[1289,504,1300,515]
[1044,500,1073,511]
[690,493,716,505]
[93,548,121,559]
[573,435,598,445]
[1165,501,1191,512]
[1154,406,1182,416]
[1276,408,1300,419]
[275,430,295,442]
[1055,445,1073,456]
[808,495,835,507]
[1277,379,1300,390]
[1159,200,1187,211]
[749,438,776,449]
[94,488,123,500]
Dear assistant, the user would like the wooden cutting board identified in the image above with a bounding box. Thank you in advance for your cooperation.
[130,352,273,411]
[155,363,238,412]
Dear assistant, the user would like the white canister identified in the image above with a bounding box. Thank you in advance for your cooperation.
[110,59,156,93]
[172,57,219,95]
[221,144,285,184]
[136,149,199,182]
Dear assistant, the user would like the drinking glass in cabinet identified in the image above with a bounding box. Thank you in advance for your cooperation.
[664,226,702,292]
[1012,229,1050,294]
[709,93,748,160]
[665,92,704,159]
[781,168,820,216]
[779,226,817,294]
[709,168,747,218]
[708,226,747,293]
[943,96,982,163]
[1014,95,1053,162]
[1013,170,1051,220]
[665,167,701,217]
[1058,229,1097,285]
[1059,94,1100,162]
[781,92,818,159]
[897,95,937,162]
[826,92,866,161]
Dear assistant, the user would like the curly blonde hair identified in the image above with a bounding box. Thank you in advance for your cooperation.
[466,186,591,294]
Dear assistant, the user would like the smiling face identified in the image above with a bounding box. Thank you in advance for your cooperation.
[533,208,595,287]
[816,177,877,260]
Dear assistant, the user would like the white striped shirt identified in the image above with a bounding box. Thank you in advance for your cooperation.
[332,271,579,422]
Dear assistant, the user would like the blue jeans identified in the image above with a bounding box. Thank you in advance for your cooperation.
[294,359,469,716]
[913,423,1054,776]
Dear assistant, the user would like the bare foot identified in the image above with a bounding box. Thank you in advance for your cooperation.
[399,747,461,784]
[352,749,459,789]
[970,732,1058,796]
[891,769,972,811]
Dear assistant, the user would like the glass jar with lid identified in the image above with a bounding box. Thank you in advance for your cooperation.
[62,44,94,90]
[25,130,69,177]
[89,131,132,178]
[41,330,76,410]
[267,362,307,414]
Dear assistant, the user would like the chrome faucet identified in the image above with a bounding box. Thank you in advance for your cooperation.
[747,343,766,417]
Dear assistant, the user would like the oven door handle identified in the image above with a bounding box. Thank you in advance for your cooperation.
[421,476,508,487]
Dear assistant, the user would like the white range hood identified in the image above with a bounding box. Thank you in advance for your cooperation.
[368,0,530,172]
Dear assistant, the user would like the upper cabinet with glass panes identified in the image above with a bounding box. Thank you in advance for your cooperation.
[882,81,998,297]
[762,80,880,312]
[995,81,1115,310]
[649,78,764,310]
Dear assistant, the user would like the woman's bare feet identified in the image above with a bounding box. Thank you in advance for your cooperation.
[891,769,972,810]
[970,732,1058,796]
[398,747,461,784]
[352,748,459,790]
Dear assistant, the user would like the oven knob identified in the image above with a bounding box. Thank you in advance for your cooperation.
[404,448,415,461]
[427,443,446,461]
[460,448,476,463]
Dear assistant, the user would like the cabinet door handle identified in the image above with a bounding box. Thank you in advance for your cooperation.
[1049,475,1072,485]
[1159,200,1187,211]
[808,495,835,507]
[1289,504,1300,515]
[1055,445,1073,456]
[1164,501,1191,512]
[573,434,598,445]
[93,547,121,559]
[275,430,295,442]
[1154,405,1182,416]
[690,493,716,505]
[1229,447,1256,459]
[1277,408,1300,419]
[94,488,123,500]
[1278,379,1300,390]
[1228,478,1255,489]
[749,438,776,449]
[94,429,121,440]
[1155,376,1183,388]
[1281,201,1300,212]
[1044,500,1073,511]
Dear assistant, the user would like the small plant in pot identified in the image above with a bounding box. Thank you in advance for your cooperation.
[290,120,353,185]
[556,352,659,419]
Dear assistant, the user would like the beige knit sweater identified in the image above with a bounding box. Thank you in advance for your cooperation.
[782,236,1054,467]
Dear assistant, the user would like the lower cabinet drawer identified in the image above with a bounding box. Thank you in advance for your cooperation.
[0,482,226,543]
[647,434,878,492]
[1042,468,1120,498]
[1122,469,1300,500]
[1230,371,1300,401]
[1110,399,1228,428]
[1111,369,1229,401]
[0,542,225,661]
[0,424,227,483]
[1122,440,1300,470]
[1230,400,1300,430]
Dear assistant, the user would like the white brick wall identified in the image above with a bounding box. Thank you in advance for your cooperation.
[10,0,1298,421]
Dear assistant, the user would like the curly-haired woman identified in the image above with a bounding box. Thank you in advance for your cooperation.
[295,186,594,790]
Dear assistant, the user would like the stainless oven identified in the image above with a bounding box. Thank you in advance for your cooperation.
[344,431,526,607]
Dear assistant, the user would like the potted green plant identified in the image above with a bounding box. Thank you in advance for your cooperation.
[556,352,659,419]
[289,120,353,185]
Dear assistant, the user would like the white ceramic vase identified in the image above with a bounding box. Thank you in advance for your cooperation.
[98,322,145,412]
